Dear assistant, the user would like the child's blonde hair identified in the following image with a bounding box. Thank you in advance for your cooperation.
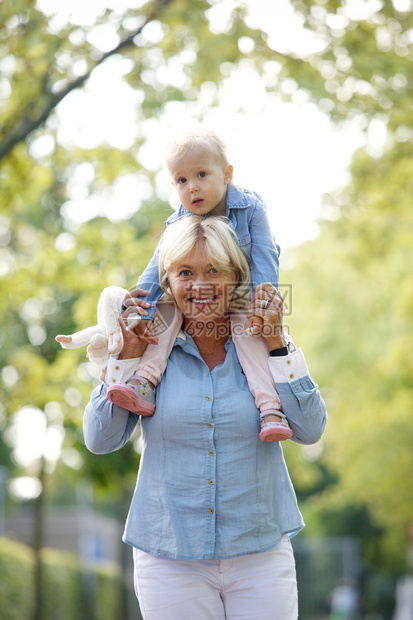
[165,130,230,170]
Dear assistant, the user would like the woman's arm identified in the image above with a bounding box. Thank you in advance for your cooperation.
[83,321,148,454]
[269,348,327,445]
[83,381,139,454]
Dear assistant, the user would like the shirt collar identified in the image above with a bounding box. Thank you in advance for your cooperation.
[225,184,250,210]
[174,330,233,353]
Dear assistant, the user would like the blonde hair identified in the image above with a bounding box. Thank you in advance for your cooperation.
[159,215,250,311]
[165,130,230,170]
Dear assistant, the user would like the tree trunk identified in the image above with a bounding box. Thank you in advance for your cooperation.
[33,457,46,620]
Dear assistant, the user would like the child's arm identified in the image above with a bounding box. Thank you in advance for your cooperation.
[244,193,280,334]
[248,192,280,289]
[127,242,163,321]
[125,211,182,319]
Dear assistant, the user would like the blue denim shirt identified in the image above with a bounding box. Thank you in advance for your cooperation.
[138,184,280,319]
[84,336,327,560]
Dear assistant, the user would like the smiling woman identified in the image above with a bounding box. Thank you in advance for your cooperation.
[83,214,327,619]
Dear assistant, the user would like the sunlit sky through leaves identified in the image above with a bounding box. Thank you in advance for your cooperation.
[6,0,390,500]
[31,0,373,256]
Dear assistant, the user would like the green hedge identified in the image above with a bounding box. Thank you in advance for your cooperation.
[0,538,35,620]
[0,538,122,620]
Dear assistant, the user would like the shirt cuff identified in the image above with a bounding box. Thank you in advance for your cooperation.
[105,355,141,385]
[268,347,310,383]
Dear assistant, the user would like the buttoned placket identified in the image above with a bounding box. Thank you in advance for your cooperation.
[174,335,240,560]
[109,363,121,385]
[203,366,217,558]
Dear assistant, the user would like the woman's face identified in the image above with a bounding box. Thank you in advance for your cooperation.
[167,240,236,327]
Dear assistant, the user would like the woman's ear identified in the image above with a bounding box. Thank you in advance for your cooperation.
[162,276,174,302]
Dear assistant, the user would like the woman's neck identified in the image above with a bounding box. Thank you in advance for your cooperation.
[184,316,230,371]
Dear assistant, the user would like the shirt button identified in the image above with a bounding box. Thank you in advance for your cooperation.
[209,480,214,485]
[287,360,292,365]
[115,365,120,371]
[206,396,211,401]
[207,372,210,376]
[112,379,117,383]
[289,374,294,379]
[208,423,213,428]
[209,451,214,456]
[209,508,214,514]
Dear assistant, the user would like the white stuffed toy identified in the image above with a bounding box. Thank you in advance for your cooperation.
[56,286,141,369]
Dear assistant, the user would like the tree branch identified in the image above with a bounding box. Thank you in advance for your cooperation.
[0,0,172,163]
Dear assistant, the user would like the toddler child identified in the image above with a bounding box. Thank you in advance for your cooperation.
[107,130,292,443]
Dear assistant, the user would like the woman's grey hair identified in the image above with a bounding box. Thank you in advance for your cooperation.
[158,215,250,311]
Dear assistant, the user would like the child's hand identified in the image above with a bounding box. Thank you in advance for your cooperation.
[122,286,151,317]
[243,314,263,336]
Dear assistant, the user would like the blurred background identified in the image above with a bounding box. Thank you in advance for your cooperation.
[0,0,412,619]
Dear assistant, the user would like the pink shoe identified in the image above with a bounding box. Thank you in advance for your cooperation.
[259,414,293,443]
[107,381,155,416]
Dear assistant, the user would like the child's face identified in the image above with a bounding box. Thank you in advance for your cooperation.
[167,147,233,217]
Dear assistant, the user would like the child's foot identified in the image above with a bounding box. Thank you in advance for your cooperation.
[107,378,155,416]
[259,410,293,443]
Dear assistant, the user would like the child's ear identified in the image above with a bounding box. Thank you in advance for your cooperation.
[225,165,233,185]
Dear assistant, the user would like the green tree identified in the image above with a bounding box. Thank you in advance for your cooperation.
[0,0,276,491]
[0,2,286,618]
[279,0,413,576]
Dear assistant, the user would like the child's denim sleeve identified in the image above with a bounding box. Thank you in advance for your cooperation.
[133,210,182,320]
[249,195,280,289]
[135,242,163,320]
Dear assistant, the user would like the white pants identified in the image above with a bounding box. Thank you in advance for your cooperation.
[133,536,298,620]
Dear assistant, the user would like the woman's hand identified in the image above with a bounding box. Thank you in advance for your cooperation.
[117,313,158,361]
[247,283,287,351]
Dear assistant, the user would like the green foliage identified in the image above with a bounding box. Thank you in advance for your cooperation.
[267,0,413,578]
[288,0,413,126]
[0,538,122,620]
[41,548,84,620]
[283,139,413,570]
[1,0,413,590]
[95,563,123,620]
[0,538,35,620]
[0,0,282,496]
